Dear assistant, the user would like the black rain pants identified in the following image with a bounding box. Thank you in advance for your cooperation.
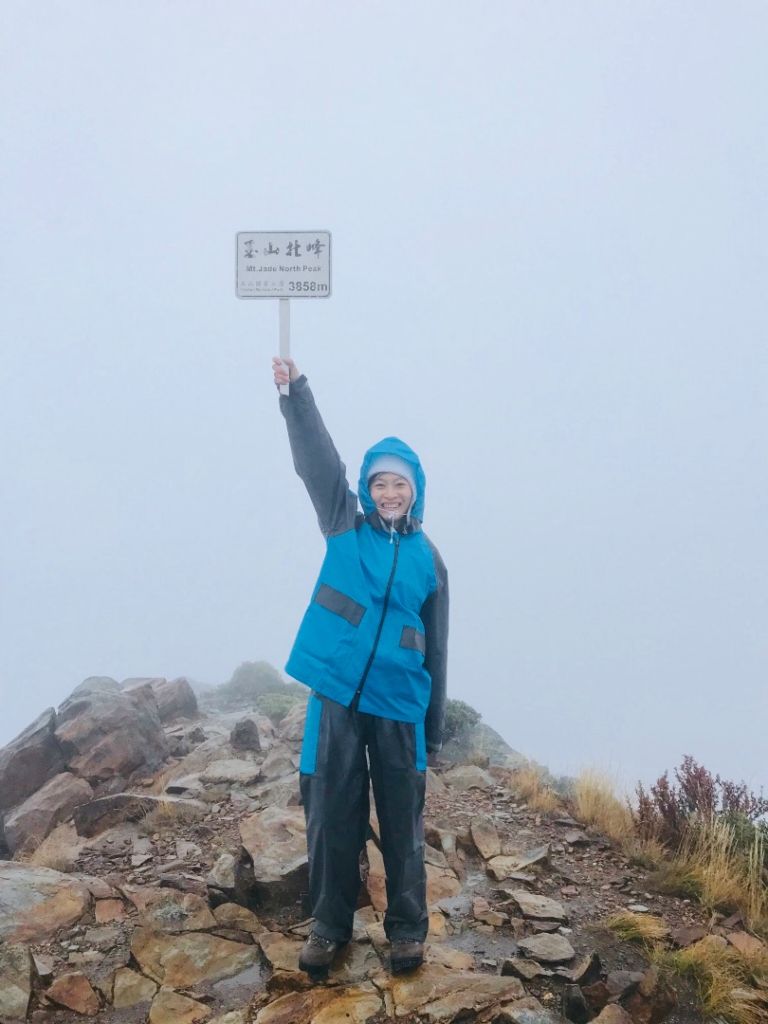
[299,692,428,944]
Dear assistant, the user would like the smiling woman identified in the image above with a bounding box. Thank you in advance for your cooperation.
[271,354,448,980]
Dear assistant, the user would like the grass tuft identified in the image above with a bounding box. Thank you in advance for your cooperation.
[605,910,670,944]
[571,769,634,843]
[510,763,562,813]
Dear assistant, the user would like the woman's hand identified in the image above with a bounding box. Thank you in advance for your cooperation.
[272,356,300,388]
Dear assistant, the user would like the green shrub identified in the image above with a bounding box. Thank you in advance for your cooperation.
[443,699,481,744]
[256,692,302,725]
[217,661,303,705]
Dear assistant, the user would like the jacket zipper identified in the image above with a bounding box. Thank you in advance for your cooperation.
[350,532,400,711]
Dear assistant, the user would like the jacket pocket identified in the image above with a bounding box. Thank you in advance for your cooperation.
[400,625,426,655]
[314,584,366,626]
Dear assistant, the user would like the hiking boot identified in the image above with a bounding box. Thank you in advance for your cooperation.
[298,931,342,981]
[390,938,425,974]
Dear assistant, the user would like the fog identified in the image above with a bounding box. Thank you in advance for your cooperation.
[2,1,766,798]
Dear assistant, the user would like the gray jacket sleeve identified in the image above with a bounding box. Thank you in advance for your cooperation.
[279,375,359,537]
[421,541,449,753]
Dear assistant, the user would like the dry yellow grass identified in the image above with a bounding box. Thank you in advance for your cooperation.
[139,799,205,835]
[655,937,768,1024]
[604,910,670,944]
[681,818,754,917]
[509,763,562,813]
[571,769,634,843]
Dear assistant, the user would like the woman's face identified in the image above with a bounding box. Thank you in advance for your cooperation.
[369,472,413,519]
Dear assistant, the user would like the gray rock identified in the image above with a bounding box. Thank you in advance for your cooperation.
[230,718,262,752]
[507,890,568,923]
[4,772,93,854]
[201,759,261,785]
[518,933,576,964]
[208,853,237,890]
[443,764,495,792]
[238,805,308,907]
[0,708,65,812]
[55,677,168,783]
[0,943,33,1021]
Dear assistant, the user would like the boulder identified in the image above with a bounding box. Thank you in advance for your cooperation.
[0,862,91,942]
[55,677,169,783]
[131,927,258,987]
[230,717,262,751]
[124,676,199,723]
[239,806,308,907]
[0,943,33,1021]
[442,764,495,792]
[4,772,93,854]
[201,759,262,785]
[0,708,65,811]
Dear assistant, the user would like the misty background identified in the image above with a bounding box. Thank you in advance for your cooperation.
[1,2,766,797]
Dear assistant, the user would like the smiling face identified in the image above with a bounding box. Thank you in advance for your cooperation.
[369,472,414,520]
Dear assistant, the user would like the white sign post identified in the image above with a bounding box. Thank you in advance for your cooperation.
[236,230,332,395]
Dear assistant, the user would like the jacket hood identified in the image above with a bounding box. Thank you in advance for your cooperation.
[358,436,426,522]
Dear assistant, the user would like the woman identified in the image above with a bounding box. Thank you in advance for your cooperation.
[272,356,449,980]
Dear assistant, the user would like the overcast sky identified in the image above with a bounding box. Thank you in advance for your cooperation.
[2,1,766,798]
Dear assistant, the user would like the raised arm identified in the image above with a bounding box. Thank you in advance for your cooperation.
[274,357,358,538]
[421,541,449,754]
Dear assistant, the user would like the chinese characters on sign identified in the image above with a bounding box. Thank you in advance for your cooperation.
[236,231,331,298]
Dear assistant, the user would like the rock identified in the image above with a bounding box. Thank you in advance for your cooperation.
[254,982,383,1024]
[112,967,159,1008]
[258,931,305,973]
[0,944,33,1021]
[83,923,122,950]
[260,745,299,781]
[131,927,258,987]
[518,933,576,964]
[501,957,553,980]
[46,972,101,1016]
[155,678,199,722]
[592,1008,633,1024]
[563,984,591,1024]
[213,903,265,933]
[239,806,308,907]
[669,923,706,947]
[727,931,767,957]
[606,971,644,998]
[149,986,211,1024]
[55,677,169,783]
[32,953,55,982]
[176,839,202,861]
[621,965,678,1024]
[488,845,550,878]
[74,794,204,836]
[559,952,602,985]
[201,759,262,785]
[165,773,205,796]
[426,768,448,796]
[0,862,91,942]
[425,843,449,868]
[471,815,502,860]
[507,890,568,922]
[128,888,217,932]
[563,830,591,845]
[0,708,65,812]
[443,764,495,792]
[581,981,610,1014]
[208,852,237,890]
[230,718,262,751]
[426,862,462,903]
[94,898,126,922]
[4,772,94,853]
[627,903,649,913]
[496,994,567,1023]
[390,964,526,1021]
[277,702,307,744]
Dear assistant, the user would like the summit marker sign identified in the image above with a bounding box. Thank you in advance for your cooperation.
[236,230,331,298]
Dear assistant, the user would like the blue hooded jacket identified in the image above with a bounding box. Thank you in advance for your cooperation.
[280,376,448,753]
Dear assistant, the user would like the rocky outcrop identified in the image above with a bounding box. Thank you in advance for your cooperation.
[123,676,199,723]
[4,772,93,854]
[238,806,308,908]
[0,709,65,812]
[55,676,169,783]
